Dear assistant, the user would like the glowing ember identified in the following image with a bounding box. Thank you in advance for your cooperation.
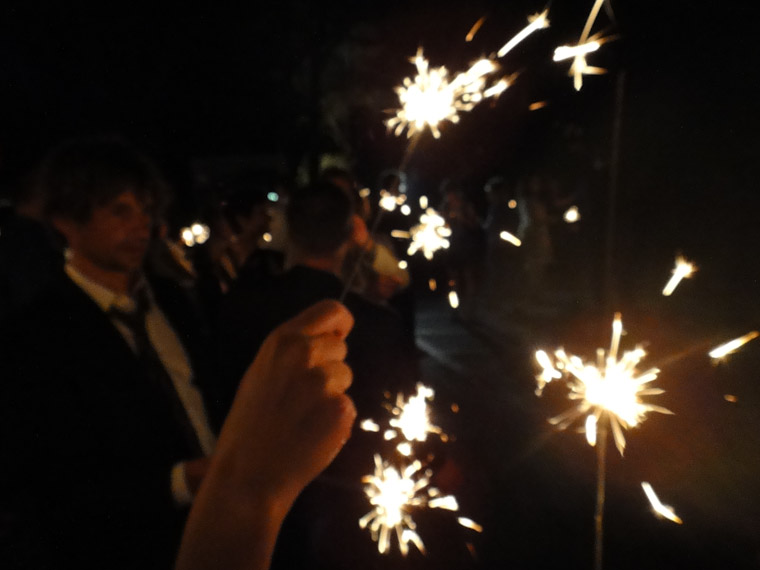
[448,291,460,309]
[535,313,673,455]
[359,454,464,556]
[387,49,511,139]
[359,187,371,198]
[528,101,548,111]
[406,208,452,260]
[662,255,696,296]
[709,331,759,360]
[641,482,683,524]
[497,10,550,58]
[508,199,517,209]
[553,40,601,62]
[564,205,581,223]
[466,15,487,42]
[499,230,522,247]
[457,517,483,532]
[262,232,273,243]
[428,279,437,291]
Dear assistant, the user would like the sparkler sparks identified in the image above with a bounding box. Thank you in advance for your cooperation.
[662,255,697,296]
[448,291,460,309]
[405,208,452,260]
[359,454,467,555]
[379,189,407,212]
[386,49,510,139]
[555,0,608,90]
[499,230,522,246]
[641,482,683,524]
[497,10,550,58]
[709,331,759,361]
[536,313,673,455]
[389,383,443,444]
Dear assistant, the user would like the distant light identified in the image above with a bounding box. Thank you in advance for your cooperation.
[262,232,273,243]
[181,228,195,247]
[508,199,517,209]
[398,260,408,270]
[400,204,411,216]
[564,205,581,223]
[267,192,279,203]
[181,222,210,247]
[448,291,460,309]
[428,279,437,291]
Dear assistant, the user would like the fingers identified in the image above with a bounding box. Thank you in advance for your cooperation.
[282,300,354,340]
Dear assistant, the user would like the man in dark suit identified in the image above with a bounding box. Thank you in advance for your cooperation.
[0,137,219,569]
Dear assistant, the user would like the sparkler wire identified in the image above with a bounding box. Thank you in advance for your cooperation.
[594,418,608,570]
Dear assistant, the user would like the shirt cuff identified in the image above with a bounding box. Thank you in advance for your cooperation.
[170,462,194,506]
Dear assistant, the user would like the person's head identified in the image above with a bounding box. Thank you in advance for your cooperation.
[221,183,272,246]
[38,136,168,276]
[286,181,353,265]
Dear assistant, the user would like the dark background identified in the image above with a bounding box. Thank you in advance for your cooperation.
[1,1,759,568]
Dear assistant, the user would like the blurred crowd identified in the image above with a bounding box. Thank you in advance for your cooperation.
[0,136,591,569]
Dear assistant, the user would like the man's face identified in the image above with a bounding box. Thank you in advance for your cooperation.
[57,190,153,274]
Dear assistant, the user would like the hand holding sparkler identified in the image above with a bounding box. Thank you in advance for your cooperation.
[177,301,356,570]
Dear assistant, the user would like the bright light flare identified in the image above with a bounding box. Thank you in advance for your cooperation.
[387,49,511,139]
[535,313,673,455]
[406,208,452,260]
[499,230,522,246]
[641,482,683,524]
[564,205,580,223]
[709,331,759,360]
[497,10,550,58]
[359,454,464,556]
[662,255,696,296]
[556,0,607,90]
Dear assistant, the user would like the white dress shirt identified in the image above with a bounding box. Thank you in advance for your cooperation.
[65,264,216,504]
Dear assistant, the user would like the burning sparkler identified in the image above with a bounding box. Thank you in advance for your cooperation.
[662,255,696,296]
[536,313,673,570]
[386,49,512,139]
[641,482,683,524]
[709,331,759,361]
[403,208,452,260]
[388,383,444,444]
[360,454,475,555]
[535,313,672,455]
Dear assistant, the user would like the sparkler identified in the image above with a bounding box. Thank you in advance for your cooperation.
[536,313,673,570]
[662,255,696,296]
[386,49,509,139]
[388,383,443,445]
[404,208,452,260]
[641,482,683,524]
[708,331,759,361]
[360,454,472,555]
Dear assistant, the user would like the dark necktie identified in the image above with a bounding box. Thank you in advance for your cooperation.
[109,290,204,457]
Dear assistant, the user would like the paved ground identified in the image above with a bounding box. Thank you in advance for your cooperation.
[403,287,760,570]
